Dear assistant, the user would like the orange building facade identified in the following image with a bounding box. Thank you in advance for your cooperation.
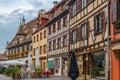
[110,0,120,80]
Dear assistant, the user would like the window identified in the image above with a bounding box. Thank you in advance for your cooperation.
[34,36,35,43]
[53,24,56,33]
[43,45,46,54]
[72,3,77,16]
[82,0,87,9]
[44,30,46,38]
[82,24,87,40]
[58,38,61,49]
[37,34,39,42]
[112,0,120,34]
[49,42,51,51]
[58,20,61,30]
[95,13,103,34]
[63,35,67,47]
[49,26,51,35]
[91,51,105,78]
[40,46,42,55]
[63,17,67,27]
[53,40,56,50]
[73,30,77,43]
[40,32,42,40]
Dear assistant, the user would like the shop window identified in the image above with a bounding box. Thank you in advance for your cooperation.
[91,51,105,79]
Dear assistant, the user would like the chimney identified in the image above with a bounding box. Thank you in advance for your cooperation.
[53,1,58,6]
[38,9,46,14]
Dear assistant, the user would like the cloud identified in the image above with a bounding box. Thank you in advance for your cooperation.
[0,0,61,53]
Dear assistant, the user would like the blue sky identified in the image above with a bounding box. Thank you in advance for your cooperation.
[0,0,60,53]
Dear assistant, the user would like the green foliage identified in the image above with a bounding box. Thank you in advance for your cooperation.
[115,20,120,26]
[35,67,43,75]
[0,66,6,74]
[4,67,20,76]
[92,66,102,77]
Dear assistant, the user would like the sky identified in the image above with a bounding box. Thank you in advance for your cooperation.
[0,0,60,53]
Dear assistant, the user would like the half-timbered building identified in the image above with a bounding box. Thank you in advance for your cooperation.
[68,0,108,79]
[45,0,69,76]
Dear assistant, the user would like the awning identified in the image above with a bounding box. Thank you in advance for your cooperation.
[112,44,120,51]
[48,60,54,69]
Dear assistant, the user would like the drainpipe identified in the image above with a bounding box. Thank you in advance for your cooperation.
[106,0,111,80]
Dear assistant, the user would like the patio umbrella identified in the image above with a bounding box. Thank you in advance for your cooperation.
[35,48,40,67]
[0,60,26,65]
[68,51,79,80]
[28,51,32,67]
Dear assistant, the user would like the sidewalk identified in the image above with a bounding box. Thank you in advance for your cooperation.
[0,74,12,80]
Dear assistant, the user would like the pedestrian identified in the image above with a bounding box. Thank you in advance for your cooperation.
[27,66,32,78]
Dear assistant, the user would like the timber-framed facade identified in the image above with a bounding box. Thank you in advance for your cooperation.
[68,0,108,79]
[46,0,69,76]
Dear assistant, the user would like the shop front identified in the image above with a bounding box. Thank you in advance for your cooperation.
[77,50,105,80]
[48,59,54,73]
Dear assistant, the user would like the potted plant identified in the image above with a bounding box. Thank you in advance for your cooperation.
[115,20,120,28]
[34,67,43,78]
[20,52,24,57]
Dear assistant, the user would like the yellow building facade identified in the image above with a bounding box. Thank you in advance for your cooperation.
[32,27,47,70]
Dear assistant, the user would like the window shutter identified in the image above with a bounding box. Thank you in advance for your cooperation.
[70,30,73,44]
[77,26,81,41]
[77,0,82,12]
[117,0,120,20]
[112,0,117,23]
[80,26,82,40]
[87,21,90,38]
[70,7,73,19]
[87,0,93,4]
[94,16,96,35]
[101,11,105,31]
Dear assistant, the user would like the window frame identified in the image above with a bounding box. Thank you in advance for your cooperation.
[81,23,87,40]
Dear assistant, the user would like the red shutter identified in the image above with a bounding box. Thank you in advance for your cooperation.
[87,21,90,38]
[101,11,105,31]
[77,0,82,12]
[112,0,117,23]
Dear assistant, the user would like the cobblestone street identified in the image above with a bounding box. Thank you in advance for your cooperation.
[0,74,72,80]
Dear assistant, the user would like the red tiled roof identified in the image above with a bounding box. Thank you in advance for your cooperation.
[7,18,38,48]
